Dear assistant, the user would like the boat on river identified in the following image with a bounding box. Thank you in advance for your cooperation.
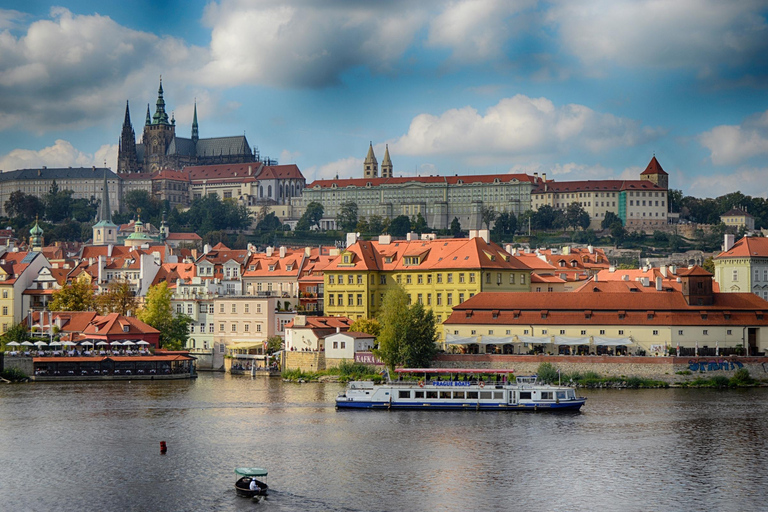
[234,467,269,498]
[336,368,586,411]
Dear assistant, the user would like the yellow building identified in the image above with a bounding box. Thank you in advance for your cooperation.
[720,208,755,231]
[323,231,532,341]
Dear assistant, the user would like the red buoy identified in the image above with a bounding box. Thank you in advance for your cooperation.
[160,441,167,454]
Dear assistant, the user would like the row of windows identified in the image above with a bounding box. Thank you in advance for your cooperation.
[328,272,527,287]
[457,328,734,337]
[178,303,264,314]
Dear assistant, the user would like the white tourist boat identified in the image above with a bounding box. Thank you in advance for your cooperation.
[336,368,586,411]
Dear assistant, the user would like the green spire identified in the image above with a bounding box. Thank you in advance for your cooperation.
[145,104,151,126]
[152,76,170,125]
[191,101,199,142]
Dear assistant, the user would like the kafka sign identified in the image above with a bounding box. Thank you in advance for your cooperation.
[354,352,384,366]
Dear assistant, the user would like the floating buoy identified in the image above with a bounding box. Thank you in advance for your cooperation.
[160,441,167,454]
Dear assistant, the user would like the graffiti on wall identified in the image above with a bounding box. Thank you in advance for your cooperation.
[688,359,743,372]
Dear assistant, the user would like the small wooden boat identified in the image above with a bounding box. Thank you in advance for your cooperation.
[234,467,269,498]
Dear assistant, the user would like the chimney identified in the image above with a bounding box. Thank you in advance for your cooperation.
[203,243,211,254]
[609,266,616,273]
[266,246,274,257]
[295,315,306,327]
[107,244,113,258]
[656,276,663,291]
[378,234,392,245]
[304,247,311,257]
[641,277,650,287]
[476,229,490,243]
[279,246,286,258]
[670,265,677,275]
[98,255,105,283]
[588,245,594,254]
[406,232,417,241]
[660,266,668,278]
[336,326,341,333]
[562,246,570,255]
[622,274,629,281]
[723,234,735,252]
[594,273,598,282]
[346,232,360,247]
[542,173,547,182]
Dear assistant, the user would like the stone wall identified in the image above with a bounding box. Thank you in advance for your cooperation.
[434,354,768,383]
[285,351,325,372]
[3,356,34,377]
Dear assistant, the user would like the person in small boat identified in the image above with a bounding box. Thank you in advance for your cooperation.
[249,478,260,492]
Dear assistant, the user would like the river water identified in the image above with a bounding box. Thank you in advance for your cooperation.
[1,374,767,512]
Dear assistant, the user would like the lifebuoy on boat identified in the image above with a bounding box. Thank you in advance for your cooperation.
[479,381,485,388]
[418,380,424,388]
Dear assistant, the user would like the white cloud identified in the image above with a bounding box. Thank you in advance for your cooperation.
[391,94,661,162]
[0,140,117,171]
[698,109,768,165]
[427,0,535,62]
[508,161,625,181]
[303,156,363,182]
[201,0,430,88]
[548,0,768,74]
[279,149,301,164]
[686,166,768,199]
[0,8,206,132]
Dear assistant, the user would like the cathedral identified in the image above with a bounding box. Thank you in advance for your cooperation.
[117,78,257,174]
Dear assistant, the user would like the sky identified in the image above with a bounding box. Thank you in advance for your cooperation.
[0,0,767,198]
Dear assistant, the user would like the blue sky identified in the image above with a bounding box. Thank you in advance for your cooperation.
[0,0,767,198]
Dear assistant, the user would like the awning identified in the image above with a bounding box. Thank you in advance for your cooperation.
[593,337,633,346]
[445,334,479,345]
[554,336,590,346]
[480,335,515,345]
[517,335,552,344]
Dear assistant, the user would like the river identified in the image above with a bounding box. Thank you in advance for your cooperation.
[1,374,767,512]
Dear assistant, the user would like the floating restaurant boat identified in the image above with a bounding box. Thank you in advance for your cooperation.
[336,369,586,411]
[234,467,269,498]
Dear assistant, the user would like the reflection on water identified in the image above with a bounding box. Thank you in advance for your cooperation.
[1,375,768,511]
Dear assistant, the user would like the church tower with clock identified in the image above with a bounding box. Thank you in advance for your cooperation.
[141,78,176,172]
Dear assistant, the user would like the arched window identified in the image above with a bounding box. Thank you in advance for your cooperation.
[268,185,272,197]
[260,186,263,198]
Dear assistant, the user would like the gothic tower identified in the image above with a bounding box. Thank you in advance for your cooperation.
[117,101,140,174]
[192,101,199,144]
[141,77,176,172]
[381,144,393,178]
[93,170,118,246]
[364,142,378,178]
[640,155,669,189]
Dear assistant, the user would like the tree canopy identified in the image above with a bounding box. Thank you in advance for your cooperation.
[349,318,381,338]
[450,217,462,238]
[490,211,517,241]
[337,202,359,232]
[480,205,497,230]
[138,282,191,349]
[375,286,438,370]
[49,278,95,312]
[96,280,138,316]
[296,202,324,231]
[388,215,411,237]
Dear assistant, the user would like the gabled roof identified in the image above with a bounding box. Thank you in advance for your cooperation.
[152,263,196,287]
[721,208,753,218]
[532,179,665,194]
[166,232,202,241]
[185,162,263,181]
[82,313,159,336]
[716,236,768,259]
[257,164,304,180]
[306,173,535,189]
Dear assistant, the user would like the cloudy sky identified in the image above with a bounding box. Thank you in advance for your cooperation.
[0,0,767,198]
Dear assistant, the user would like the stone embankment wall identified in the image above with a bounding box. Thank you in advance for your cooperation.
[435,355,768,383]
[284,352,325,372]
[2,357,33,377]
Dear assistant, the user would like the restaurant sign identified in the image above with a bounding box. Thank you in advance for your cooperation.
[354,352,384,366]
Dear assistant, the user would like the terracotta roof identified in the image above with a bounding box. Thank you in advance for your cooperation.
[326,331,375,339]
[185,163,263,181]
[324,237,530,273]
[677,265,712,277]
[445,291,768,327]
[306,173,534,189]
[153,263,196,287]
[285,316,353,330]
[243,250,304,278]
[257,164,304,180]
[151,169,190,181]
[532,179,665,194]
[166,232,202,241]
[640,156,668,176]
[82,313,160,336]
[717,236,768,259]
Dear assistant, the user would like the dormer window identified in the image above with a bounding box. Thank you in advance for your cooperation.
[286,265,293,271]
[123,325,130,332]
[269,265,275,271]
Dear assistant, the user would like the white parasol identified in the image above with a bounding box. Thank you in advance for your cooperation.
[122,340,136,346]
[6,341,20,347]
[34,341,48,347]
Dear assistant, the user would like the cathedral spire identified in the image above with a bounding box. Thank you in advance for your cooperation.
[145,104,151,126]
[381,144,393,178]
[152,76,170,125]
[192,100,199,143]
[99,170,112,224]
[117,100,138,174]
[123,100,132,127]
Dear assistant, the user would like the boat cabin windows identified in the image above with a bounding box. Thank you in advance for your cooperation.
[398,390,411,399]
[480,391,493,400]
[520,391,532,400]
[467,391,478,399]
[440,391,451,399]
[426,391,438,399]
[540,391,553,400]
[556,391,567,400]
[415,391,425,399]
[453,391,465,399]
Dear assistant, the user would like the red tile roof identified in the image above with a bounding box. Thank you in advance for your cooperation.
[166,232,202,241]
[721,208,754,218]
[306,173,534,189]
[532,179,665,194]
[717,236,768,259]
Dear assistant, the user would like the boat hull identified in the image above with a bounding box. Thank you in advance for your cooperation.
[335,398,585,411]
[235,477,268,498]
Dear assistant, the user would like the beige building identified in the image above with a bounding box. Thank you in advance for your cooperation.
[720,208,755,231]
[531,156,669,231]
[715,236,768,300]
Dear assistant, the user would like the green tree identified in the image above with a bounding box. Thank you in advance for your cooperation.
[138,282,189,349]
[96,280,138,316]
[702,256,715,274]
[296,201,324,231]
[337,201,359,232]
[450,217,462,238]
[491,211,517,240]
[71,197,99,223]
[49,278,96,311]
[124,190,163,226]
[1,322,29,348]
[349,318,381,338]
[265,335,283,354]
[601,211,621,230]
[531,205,563,230]
[480,205,497,230]
[368,215,384,235]
[412,212,429,233]
[611,223,626,247]
[4,191,44,223]
[355,217,370,234]
[668,189,683,213]
[389,215,411,237]
[44,181,74,223]
[256,212,282,233]
[375,286,438,370]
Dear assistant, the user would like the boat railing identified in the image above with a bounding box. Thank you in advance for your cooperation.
[386,379,512,388]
